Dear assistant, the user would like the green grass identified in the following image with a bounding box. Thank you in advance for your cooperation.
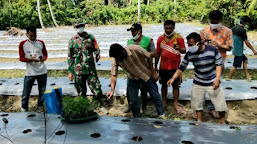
[1,69,256,80]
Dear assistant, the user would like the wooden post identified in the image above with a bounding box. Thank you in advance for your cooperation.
[138,0,140,23]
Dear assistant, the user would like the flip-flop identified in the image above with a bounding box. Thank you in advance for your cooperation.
[247,77,252,82]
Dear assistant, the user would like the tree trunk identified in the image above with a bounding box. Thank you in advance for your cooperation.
[138,0,140,23]
[147,0,149,6]
[130,0,132,5]
[174,0,176,13]
[37,0,45,29]
[47,0,59,27]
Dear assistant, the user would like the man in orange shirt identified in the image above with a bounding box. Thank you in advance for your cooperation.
[200,10,233,71]
[200,10,232,118]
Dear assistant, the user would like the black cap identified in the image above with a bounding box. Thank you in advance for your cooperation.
[127,23,142,31]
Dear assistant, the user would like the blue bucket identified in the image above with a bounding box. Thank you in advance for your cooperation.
[43,87,63,114]
[43,91,56,114]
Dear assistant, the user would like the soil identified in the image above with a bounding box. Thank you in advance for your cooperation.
[1,95,257,125]
[3,27,24,37]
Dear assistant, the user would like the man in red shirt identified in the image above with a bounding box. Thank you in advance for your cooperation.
[156,20,186,113]
[19,26,48,112]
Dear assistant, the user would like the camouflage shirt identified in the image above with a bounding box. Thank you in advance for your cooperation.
[67,32,100,75]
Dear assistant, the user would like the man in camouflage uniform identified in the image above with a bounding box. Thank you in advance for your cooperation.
[67,18,102,98]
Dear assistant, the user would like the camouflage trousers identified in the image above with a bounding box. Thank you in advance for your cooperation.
[74,73,102,97]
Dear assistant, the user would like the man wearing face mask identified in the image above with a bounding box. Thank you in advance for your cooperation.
[67,18,103,100]
[229,16,257,80]
[106,44,165,118]
[123,23,157,115]
[19,26,48,112]
[167,32,227,124]
[200,10,233,69]
[200,10,232,118]
[155,20,186,113]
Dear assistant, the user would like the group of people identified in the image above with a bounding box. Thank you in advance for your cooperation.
[19,10,256,124]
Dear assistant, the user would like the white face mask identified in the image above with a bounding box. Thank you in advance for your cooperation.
[133,33,140,40]
[77,27,84,34]
[188,42,199,53]
[210,23,221,30]
[165,30,175,37]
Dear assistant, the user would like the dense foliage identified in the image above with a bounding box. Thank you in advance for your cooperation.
[62,96,98,119]
[0,0,257,30]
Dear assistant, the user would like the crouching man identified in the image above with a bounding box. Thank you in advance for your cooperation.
[106,44,165,118]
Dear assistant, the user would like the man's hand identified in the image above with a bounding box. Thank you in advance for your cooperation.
[96,54,101,62]
[29,58,39,62]
[106,91,114,99]
[209,40,219,47]
[174,44,181,51]
[167,78,174,87]
[253,49,257,55]
[152,72,159,82]
[68,73,74,81]
[212,79,220,90]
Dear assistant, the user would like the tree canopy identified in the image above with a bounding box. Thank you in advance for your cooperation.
[0,0,257,30]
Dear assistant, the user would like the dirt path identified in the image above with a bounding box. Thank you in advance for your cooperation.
[1,95,257,125]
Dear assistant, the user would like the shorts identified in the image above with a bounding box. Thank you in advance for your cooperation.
[190,84,227,112]
[159,69,181,86]
[233,55,248,68]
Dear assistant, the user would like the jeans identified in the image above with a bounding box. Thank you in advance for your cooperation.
[126,80,148,109]
[127,77,164,117]
[22,74,47,110]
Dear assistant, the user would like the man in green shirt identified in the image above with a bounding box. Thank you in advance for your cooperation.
[124,23,157,115]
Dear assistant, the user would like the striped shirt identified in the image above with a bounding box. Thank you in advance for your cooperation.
[111,45,152,82]
[179,45,223,86]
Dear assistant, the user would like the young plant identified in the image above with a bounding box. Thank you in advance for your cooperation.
[62,96,99,119]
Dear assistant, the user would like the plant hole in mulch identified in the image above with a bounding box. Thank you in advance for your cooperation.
[56,131,65,135]
[2,118,8,123]
[131,136,143,141]
[250,87,257,89]
[0,83,2,85]
[58,116,61,119]
[69,82,75,85]
[182,140,194,144]
[225,87,232,90]
[22,129,32,134]
[230,126,241,130]
[27,114,36,117]
[50,83,56,86]
[189,123,199,126]
[153,121,163,124]
[91,133,101,138]
[121,119,130,122]
[15,82,19,85]
[1,114,8,117]
[227,61,232,63]
[97,64,101,65]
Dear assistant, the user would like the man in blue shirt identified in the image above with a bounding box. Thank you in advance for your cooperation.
[167,32,227,124]
[228,16,257,80]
